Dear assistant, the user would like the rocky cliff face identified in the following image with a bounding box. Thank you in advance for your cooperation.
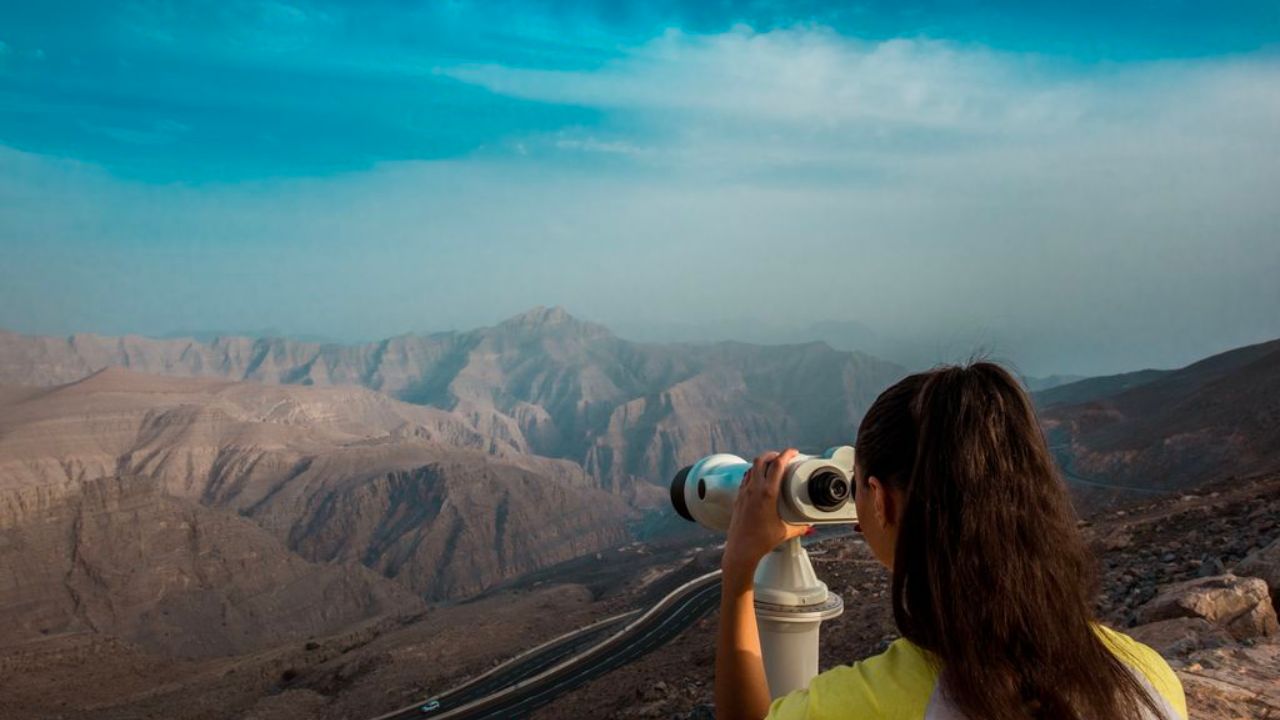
[0,368,628,609]
[288,461,628,600]
[0,307,907,496]
[582,342,898,493]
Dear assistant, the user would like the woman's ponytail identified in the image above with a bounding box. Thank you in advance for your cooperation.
[857,363,1162,720]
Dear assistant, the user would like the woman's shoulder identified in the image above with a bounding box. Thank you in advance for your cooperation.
[767,639,939,720]
[767,628,1189,720]
[1094,624,1188,719]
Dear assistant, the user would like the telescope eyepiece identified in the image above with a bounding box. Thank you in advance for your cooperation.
[807,470,850,512]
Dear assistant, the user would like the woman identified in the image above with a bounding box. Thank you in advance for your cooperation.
[717,362,1186,720]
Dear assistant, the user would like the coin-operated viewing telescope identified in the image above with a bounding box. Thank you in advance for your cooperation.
[669,446,858,700]
[669,446,857,531]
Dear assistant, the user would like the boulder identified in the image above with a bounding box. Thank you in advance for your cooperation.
[1235,538,1280,610]
[1135,574,1278,641]
[1178,643,1280,719]
[1127,618,1234,656]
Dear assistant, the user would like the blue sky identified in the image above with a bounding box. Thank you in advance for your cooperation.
[1,1,1276,180]
[1,1,1278,375]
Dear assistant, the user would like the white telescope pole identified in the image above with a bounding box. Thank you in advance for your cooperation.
[752,538,844,698]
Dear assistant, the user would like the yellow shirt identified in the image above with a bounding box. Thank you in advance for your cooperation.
[766,625,1186,720]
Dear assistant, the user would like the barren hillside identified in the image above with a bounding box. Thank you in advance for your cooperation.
[1041,339,1280,496]
[0,368,629,603]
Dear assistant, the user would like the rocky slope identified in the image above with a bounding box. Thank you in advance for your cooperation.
[0,368,628,603]
[0,473,423,658]
[1040,338,1280,497]
[0,307,907,496]
[0,581,611,720]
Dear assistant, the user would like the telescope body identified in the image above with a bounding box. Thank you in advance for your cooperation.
[670,446,858,532]
[668,447,856,700]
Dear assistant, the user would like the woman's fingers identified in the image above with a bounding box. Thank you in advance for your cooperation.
[762,448,798,497]
[748,452,780,492]
[724,449,812,568]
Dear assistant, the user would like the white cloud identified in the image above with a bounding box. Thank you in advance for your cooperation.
[440,27,1280,186]
[442,28,1076,132]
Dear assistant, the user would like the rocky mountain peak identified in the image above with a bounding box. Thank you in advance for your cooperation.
[495,306,612,337]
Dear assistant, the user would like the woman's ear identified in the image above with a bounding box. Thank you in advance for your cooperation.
[869,475,888,526]
[870,475,905,529]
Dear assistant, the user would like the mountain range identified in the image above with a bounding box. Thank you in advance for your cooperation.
[1,308,1277,669]
[0,306,909,498]
[0,307,913,662]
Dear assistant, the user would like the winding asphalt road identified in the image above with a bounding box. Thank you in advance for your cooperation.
[371,532,854,720]
[371,573,723,720]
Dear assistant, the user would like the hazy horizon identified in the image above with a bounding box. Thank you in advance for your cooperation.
[3,302,1275,382]
[2,1,1278,377]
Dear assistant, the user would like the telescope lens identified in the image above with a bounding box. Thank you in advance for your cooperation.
[808,470,850,512]
[670,465,694,522]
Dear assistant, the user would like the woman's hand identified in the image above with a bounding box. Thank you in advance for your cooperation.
[715,449,811,720]
[721,448,812,585]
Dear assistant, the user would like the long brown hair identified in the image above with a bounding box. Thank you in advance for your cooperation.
[855,362,1161,719]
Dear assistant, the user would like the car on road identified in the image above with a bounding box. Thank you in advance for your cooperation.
[420,699,441,713]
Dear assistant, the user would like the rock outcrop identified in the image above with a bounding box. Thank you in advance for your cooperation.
[1135,574,1278,641]
[1176,643,1280,719]
[1236,538,1280,611]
